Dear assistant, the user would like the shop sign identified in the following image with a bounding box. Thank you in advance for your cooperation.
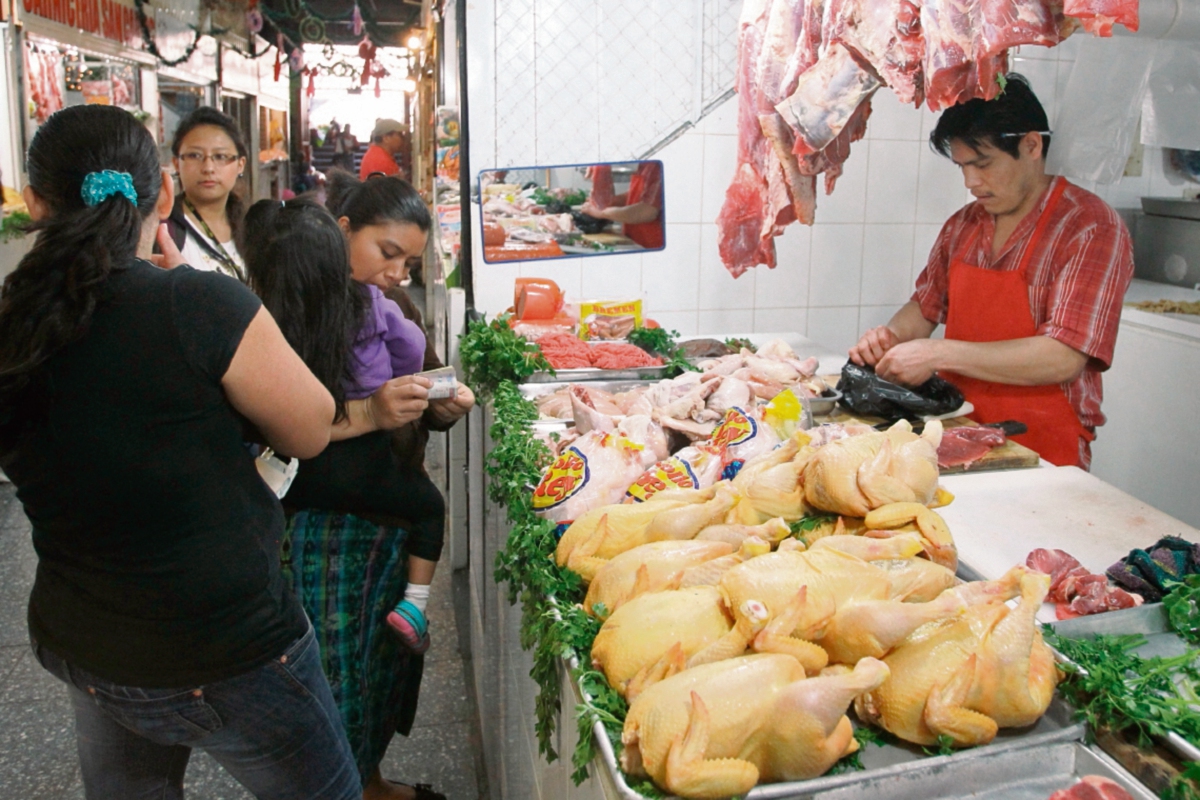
[22,0,147,49]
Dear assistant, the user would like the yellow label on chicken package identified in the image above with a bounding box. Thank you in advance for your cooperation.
[532,446,590,510]
[625,457,701,503]
[710,407,757,450]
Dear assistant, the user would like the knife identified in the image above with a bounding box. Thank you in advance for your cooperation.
[874,419,1027,436]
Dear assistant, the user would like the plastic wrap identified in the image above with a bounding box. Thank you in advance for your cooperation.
[837,361,964,420]
[1141,41,1200,152]
[1045,36,1155,184]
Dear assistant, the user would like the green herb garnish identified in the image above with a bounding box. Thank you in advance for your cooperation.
[1164,575,1200,646]
[725,337,756,353]
[788,512,838,546]
[0,211,31,243]
[922,734,956,757]
[1043,627,1200,751]
[627,327,695,376]
[829,725,887,773]
[459,314,553,399]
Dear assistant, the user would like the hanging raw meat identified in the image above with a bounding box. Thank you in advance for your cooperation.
[717,0,1140,277]
[1063,0,1139,36]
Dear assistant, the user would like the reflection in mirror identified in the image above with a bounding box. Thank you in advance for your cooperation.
[477,160,664,263]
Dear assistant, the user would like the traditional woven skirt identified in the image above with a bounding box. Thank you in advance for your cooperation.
[280,510,424,783]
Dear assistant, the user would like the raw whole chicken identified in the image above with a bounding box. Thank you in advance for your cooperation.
[725,435,810,524]
[617,414,670,467]
[558,486,741,581]
[855,567,1059,748]
[531,431,650,524]
[621,654,890,798]
[804,419,942,517]
[591,586,736,700]
[716,533,960,672]
[571,384,615,434]
[695,517,792,549]
[556,492,707,572]
[584,539,740,620]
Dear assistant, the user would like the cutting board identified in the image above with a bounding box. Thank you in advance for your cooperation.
[937,466,1200,622]
[581,232,637,247]
[938,418,1042,474]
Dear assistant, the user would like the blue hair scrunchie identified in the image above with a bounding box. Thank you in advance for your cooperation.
[80,170,138,207]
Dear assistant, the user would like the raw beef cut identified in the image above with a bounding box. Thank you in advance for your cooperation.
[825,0,926,105]
[977,0,1065,62]
[1048,776,1135,800]
[776,43,881,154]
[937,425,1006,469]
[1026,548,1143,619]
[1063,0,1139,36]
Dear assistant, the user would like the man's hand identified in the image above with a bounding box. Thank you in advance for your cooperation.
[147,223,186,270]
[849,325,900,367]
[368,375,431,429]
[875,340,944,386]
[428,382,475,425]
[579,199,610,220]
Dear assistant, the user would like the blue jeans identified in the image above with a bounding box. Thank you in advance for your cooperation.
[33,623,362,800]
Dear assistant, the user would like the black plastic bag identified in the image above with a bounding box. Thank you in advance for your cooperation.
[837,362,964,420]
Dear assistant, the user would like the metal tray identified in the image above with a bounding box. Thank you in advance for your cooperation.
[1049,603,1200,763]
[519,378,664,429]
[527,363,670,383]
[804,740,1155,800]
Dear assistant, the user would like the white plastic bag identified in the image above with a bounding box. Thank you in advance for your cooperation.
[1141,41,1200,152]
[1046,36,1155,184]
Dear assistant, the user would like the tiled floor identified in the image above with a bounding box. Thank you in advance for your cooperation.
[0,483,486,799]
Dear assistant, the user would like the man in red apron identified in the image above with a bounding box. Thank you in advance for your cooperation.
[581,161,664,249]
[849,75,1133,469]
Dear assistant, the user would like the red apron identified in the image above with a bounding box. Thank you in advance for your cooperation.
[622,165,664,250]
[942,177,1093,468]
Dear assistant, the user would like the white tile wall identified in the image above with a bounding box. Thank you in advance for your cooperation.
[468,17,1191,356]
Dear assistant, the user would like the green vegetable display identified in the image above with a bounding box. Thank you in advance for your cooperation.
[1165,575,1200,646]
[459,314,553,399]
[1042,627,1200,753]
[627,326,695,376]
[0,210,31,243]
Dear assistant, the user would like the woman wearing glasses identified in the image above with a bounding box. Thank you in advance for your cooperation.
[163,107,249,281]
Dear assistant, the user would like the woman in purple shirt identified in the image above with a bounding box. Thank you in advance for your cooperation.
[244,180,469,800]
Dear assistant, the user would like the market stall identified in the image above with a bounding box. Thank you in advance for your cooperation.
[458,300,1200,800]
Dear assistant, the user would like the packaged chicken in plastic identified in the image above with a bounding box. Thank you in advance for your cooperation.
[624,444,725,503]
[709,405,782,479]
[532,430,646,523]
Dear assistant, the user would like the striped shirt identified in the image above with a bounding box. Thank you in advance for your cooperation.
[912,177,1134,430]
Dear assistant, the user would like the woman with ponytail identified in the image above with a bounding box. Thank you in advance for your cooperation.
[0,104,361,800]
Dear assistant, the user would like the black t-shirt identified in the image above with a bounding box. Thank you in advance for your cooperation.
[0,261,307,688]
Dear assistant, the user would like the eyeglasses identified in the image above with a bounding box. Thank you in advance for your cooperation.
[179,152,240,166]
[998,131,1053,137]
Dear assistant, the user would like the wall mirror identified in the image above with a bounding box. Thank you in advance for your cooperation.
[477,160,664,263]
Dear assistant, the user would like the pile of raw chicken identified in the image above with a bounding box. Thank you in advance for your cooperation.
[531,339,827,495]
[550,414,1059,798]
[719,0,1140,276]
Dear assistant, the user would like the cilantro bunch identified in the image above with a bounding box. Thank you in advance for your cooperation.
[459,314,552,399]
[627,327,695,376]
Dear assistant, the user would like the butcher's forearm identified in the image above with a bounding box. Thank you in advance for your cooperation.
[888,301,937,343]
[605,203,659,225]
[937,336,1088,385]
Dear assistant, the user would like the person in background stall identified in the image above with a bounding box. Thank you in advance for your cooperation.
[0,104,362,800]
[333,124,359,173]
[848,74,1134,470]
[161,106,248,281]
[245,173,472,800]
[360,118,407,180]
[580,160,664,249]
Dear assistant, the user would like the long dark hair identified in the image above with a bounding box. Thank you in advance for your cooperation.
[171,106,249,249]
[243,198,363,423]
[0,105,161,409]
[325,169,431,232]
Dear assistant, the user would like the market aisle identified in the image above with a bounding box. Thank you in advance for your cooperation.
[0,483,486,799]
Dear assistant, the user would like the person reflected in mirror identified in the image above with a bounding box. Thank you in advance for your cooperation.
[580,161,664,249]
